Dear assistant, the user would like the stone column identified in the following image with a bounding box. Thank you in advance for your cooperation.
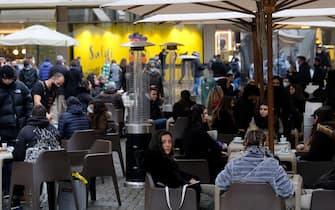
[56,6,69,63]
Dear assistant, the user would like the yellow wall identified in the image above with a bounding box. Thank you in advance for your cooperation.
[73,23,203,75]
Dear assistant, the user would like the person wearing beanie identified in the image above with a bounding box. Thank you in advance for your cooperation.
[0,65,33,143]
[0,64,33,201]
[58,96,90,139]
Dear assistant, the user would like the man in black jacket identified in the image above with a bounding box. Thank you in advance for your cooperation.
[0,65,32,144]
[297,56,311,89]
[0,65,32,198]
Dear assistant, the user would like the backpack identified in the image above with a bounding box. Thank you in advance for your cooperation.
[20,67,38,89]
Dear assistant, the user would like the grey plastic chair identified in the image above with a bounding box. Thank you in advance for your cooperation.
[65,129,96,151]
[171,117,189,141]
[81,140,121,206]
[311,190,335,210]
[95,132,126,177]
[175,159,210,184]
[297,160,335,188]
[145,173,198,210]
[10,150,79,210]
[219,182,285,210]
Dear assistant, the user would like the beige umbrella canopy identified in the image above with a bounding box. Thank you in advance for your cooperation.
[103,0,334,17]
[0,25,78,46]
[103,0,334,152]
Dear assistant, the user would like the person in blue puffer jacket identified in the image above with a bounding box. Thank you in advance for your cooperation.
[58,96,90,139]
[38,58,53,81]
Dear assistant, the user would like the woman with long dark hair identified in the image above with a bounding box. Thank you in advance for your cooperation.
[88,100,111,134]
[183,104,225,182]
[144,131,201,201]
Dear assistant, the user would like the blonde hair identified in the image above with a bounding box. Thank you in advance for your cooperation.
[207,86,224,115]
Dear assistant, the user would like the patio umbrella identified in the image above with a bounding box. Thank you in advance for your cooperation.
[102,0,332,152]
[0,25,78,46]
[102,0,333,17]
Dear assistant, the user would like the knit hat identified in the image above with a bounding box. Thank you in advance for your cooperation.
[1,65,16,79]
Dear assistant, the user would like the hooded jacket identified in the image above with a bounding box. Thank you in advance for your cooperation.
[13,116,58,161]
[0,79,32,140]
[58,104,90,139]
[39,60,53,81]
[19,66,39,89]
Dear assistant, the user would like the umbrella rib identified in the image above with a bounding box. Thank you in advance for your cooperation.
[141,4,171,17]
[193,2,253,15]
[275,0,296,10]
[126,5,144,10]
[221,1,254,15]
[273,17,293,22]
[222,19,251,31]
[232,23,249,31]
[276,0,318,12]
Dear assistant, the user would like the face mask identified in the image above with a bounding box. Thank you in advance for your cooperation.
[150,68,155,72]
[283,82,290,88]
[87,106,93,113]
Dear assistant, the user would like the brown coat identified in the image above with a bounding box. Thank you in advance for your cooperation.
[89,111,112,134]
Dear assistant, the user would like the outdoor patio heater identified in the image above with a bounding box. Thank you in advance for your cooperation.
[161,42,184,113]
[122,41,154,186]
[179,54,198,99]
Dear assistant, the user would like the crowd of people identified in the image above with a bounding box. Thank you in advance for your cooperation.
[0,48,335,210]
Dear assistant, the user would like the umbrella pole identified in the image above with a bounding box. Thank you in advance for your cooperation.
[37,45,40,66]
[264,0,275,153]
[252,23,260,85]
[255,9,265,102]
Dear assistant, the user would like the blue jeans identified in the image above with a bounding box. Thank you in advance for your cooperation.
[191,77,201,96]
[154,118,167,130]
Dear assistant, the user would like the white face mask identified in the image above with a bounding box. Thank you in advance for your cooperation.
[150,68,156,72]
[283,82,290,88]
[87,106,93,113]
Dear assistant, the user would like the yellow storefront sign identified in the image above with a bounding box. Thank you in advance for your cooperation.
[73,23,203,76]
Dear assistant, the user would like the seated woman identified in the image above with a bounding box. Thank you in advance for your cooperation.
[215,129,294,198]
[58,96,90,140]
[12,105,61,208]
[183,104,226,182]
[144,131,201,201]
[300,122,335,161]
[297,106,335,161]
[76,80,94,112]
[13,104,61,162]
[254,102,269,131]
[88,100,112,134]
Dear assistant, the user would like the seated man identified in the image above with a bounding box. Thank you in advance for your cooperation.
[172,90,195,121]
[215,129,294,198]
